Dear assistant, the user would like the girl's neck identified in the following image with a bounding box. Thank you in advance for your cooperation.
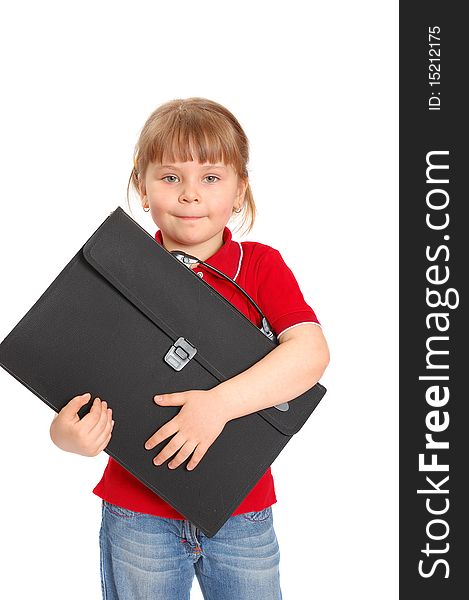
[160,229,225,263]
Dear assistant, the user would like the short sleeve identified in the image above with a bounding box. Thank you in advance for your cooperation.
[256,248,320,338]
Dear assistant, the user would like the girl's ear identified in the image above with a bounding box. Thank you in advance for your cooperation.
[237,176,248,203]
[138,180,147,201]
[138,186,148,211]
[135,165,146,198]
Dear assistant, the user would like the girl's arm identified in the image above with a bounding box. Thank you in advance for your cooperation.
[213,323,329,421]
[145,323,329,470]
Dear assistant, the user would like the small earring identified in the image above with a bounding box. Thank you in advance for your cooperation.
[233,207,242,213]
[143,196,150,212]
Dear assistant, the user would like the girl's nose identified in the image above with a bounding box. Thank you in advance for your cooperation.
[179,191,199,203]
[179,179,200,203]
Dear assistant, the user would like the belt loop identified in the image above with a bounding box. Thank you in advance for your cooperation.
[190,521,201,546]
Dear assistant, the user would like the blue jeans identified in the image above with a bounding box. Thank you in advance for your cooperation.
[99,500,282,600]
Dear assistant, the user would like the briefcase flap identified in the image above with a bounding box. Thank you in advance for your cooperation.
[81,207,325,436]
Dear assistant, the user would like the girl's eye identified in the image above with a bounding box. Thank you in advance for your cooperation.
[161,175,219,183]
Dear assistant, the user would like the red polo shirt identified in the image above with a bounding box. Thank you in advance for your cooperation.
[93,226,320,518]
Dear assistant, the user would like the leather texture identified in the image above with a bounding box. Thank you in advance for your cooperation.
[0,206,326,537]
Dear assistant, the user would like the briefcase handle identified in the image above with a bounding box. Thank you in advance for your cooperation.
[170,250,276,342]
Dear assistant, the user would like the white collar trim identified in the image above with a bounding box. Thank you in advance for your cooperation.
[233,241,243,281]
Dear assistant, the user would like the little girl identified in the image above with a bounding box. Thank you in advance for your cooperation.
[50,97,330,600]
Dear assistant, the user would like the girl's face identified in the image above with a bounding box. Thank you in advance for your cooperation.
[142,159,247,259]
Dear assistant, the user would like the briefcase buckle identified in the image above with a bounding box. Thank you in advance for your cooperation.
[274,402,289,411]
[164,337,197,371]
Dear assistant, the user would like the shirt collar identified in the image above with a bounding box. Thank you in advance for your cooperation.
[154,226,241,279]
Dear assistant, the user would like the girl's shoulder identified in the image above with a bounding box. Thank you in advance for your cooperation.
[236,239,291,284]
[238,240,284,271]
[238,239,282,264]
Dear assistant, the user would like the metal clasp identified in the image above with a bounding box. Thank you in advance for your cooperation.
[274,402,289,411]
[164,337,197,371]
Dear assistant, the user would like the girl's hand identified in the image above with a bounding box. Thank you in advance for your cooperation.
[49,393,115,457]
[145,389,228,471]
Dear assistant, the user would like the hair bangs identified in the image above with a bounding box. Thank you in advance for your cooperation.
[144,110,242,173]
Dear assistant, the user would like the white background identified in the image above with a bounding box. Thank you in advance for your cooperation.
[0,1,398,598]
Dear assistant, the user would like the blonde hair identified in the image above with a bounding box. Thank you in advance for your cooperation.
[127,97,256,236]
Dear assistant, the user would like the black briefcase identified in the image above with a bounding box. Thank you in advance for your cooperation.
[0,206,326,537]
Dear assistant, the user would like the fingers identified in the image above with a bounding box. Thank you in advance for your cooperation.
[186,444,209,471]
[150,432,190,467]
[96,430,113,454]
[84,402,114,455]
[145,421,178,451]
[94,401,113,439]
[77,397,101,431]
[167,440,199,469]
[89,399,112,434]
[93,415,115,454]
[80,397,112,435]
[151,437,208,471]
[62,393,92,419]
